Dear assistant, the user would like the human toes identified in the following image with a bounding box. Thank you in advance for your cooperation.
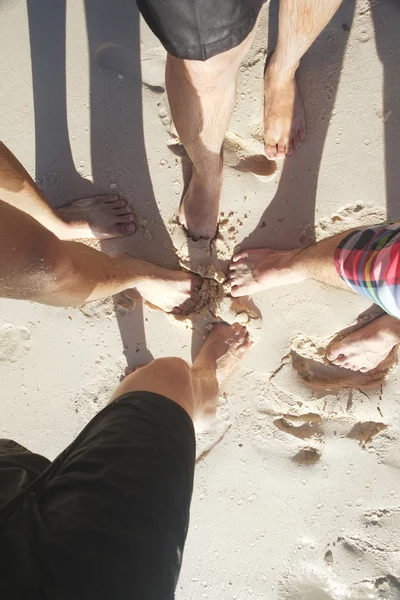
[190,275,203,292]
[115,213,135,224]
[265,143,277,160]
[105,196,127,209]
[110,222,136,236]
[230,284,242,298]
[326,343,347,363]
[230,322,248,340]
[231,251,249,264]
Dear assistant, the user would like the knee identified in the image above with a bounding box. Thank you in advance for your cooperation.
[167,52,235,89]
[23,234,73,297]
[148,357,193,394]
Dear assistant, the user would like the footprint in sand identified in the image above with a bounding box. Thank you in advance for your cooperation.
[0,323,31,363]
[290,331,397,390]
[335,506,400,580]
[224,129,277,180]
[298,204,387,248]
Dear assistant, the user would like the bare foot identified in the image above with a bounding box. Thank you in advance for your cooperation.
[264,56,305,160]
[229,248,305,297]
[194,322,252,384]
[178,164,222,241]
[134,265,202,315]
[57,195,136,240]
[326,314,400,372]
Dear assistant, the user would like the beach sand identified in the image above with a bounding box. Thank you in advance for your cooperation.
[1,0,400,598]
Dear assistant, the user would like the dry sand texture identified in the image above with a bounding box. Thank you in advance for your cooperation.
[1,0,400,598]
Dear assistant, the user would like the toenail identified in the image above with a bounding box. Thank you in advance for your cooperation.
[126,223,135,232]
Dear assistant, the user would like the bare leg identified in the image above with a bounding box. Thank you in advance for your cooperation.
[229,230,352,297]
[264,0,343,159]
[0,199,200,311]
[0,142,135,240]
[110,323,252,432]
[229,231,400,372]
[166,24,258,241]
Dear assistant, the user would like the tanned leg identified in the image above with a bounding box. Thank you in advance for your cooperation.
[229,230,352,297]
[110,323,252,432]
[0,142,135,240]
[0,199,200,312]
[264,0,343,159]
[165,22,258,241]
[229,229,400,372]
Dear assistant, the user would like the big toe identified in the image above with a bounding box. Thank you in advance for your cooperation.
[231,322,248,339]
[265,143,277,160]
[326,342,346,362]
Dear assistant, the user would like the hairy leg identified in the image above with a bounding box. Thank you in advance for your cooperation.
[229,229,400,373]
[111,323,252,432]
[166,23,258,241]
[264,0,343,159]
[0,142,135,239]
[0,199,200,311]
[229,230,353,297]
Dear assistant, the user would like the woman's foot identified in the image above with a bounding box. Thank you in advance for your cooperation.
[57,195,136,240]
[133,264,202,315]
[326,314,400,373]
[229,248,305,297]
[194,322,252,384]
[264,56,305,160]
[178,163,222,241]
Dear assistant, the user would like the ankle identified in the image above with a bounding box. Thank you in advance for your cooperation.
[285,249,309,281]
[267,53,299,80]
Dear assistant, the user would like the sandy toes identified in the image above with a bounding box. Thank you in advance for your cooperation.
[229,248,305,297]
[326,314,400,372]
[264,57,305,160]
[194,322,252,384]
[57,194,136,240]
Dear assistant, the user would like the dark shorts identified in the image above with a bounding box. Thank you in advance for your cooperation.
[136,0,264,60]
[0,392,195,600]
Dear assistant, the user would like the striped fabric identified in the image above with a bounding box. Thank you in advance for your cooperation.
[334,222,400,318]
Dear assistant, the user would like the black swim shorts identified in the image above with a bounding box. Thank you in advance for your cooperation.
[0,392,195,600]
[136,0,264,60]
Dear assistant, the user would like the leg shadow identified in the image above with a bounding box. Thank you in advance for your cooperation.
[28,0,180,370]
[371,0,400,220]
[237,0,356,251]
[84,0,181,369]
[27,0,92,201]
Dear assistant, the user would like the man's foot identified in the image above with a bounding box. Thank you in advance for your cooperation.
[57,195,136,240]
[134,265,202,314]
[178,164,222,241]
[229,248,305,297]
[326,314,400,373]
[194,322,252,384]
[264,56,306,160]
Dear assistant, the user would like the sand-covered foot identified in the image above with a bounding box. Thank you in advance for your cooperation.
[264,57,305,160]
[179,165,222,241]
[195,322,252,384]
[135,267,202,315]
[229,248,305,297]
[57,195,136,240]
[326,315,400,372]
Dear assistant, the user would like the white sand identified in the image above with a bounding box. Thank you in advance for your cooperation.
[1,0,400,598]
